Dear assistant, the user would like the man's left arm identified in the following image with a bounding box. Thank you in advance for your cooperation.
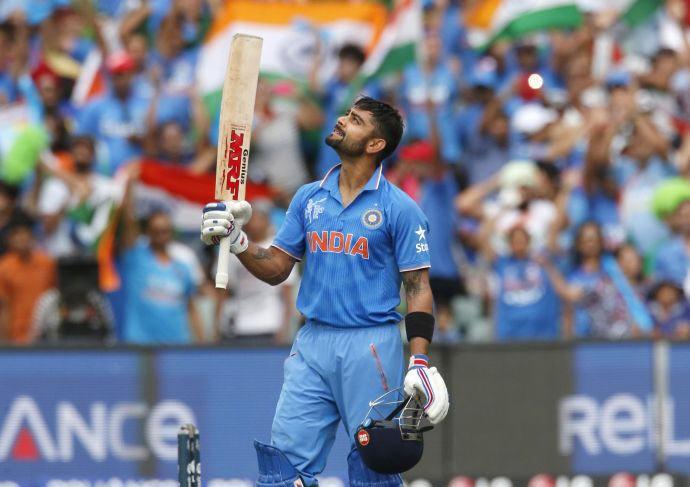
[401,269,450,426]
[401,268,434,356]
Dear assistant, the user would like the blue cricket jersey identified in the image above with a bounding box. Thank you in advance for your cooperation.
[273,164,431,327]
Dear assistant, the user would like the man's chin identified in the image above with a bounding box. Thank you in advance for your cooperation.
[325,135,340,148]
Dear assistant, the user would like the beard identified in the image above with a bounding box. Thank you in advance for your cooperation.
[325,129,367,158]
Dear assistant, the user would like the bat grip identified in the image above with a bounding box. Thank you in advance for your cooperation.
[215,237,231,289]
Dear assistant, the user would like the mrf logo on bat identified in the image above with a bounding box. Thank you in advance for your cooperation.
[220,126,248,200]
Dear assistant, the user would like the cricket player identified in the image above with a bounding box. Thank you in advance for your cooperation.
[201,97,449,486]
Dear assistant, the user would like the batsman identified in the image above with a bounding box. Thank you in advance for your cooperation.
[201,96,450,486]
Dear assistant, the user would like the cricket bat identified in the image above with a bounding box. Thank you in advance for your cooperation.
[214,34,263,289]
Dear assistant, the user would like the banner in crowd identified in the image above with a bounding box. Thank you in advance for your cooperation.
[134,159,273,232]
[464,0,663,49]
[2,343,690,486]
[196,0,421,117]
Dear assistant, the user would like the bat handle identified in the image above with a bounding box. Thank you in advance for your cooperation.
[215,237,231,289]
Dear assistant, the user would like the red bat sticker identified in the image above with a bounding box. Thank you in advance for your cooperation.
[223,129,245,199]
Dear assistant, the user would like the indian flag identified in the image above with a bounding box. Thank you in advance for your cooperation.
[197,0,421,117]
[465,0,663,50]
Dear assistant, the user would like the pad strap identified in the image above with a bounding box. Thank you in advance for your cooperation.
[254,441,318,487]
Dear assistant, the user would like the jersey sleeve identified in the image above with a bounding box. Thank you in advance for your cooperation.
[391,194,431,272]
[272,186,307,261]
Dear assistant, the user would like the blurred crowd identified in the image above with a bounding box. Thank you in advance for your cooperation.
[0,0,690,346]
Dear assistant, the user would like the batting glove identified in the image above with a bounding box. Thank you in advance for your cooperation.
[403,354,449,425]
[201,201,252,254]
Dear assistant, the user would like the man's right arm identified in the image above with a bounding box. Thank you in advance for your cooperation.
[237,244,297,286]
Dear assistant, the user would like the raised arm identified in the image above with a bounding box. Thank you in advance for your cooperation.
[236,244,297,286]
[201,201,299,286]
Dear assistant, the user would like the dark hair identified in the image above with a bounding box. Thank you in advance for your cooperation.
[653,47,677,62]
[7,215,35,234]
[535,160,561,185]
[338,44,366,65]
[353,96,404,163]
[0,181,19,201]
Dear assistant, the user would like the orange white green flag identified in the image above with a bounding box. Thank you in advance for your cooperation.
[465,0,663,50]
[196,0,421,117]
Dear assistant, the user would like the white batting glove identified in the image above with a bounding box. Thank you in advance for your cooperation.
[403,354,449,425]
[201,201,252,254]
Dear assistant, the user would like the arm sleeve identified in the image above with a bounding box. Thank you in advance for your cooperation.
[391,195,431,272]
[272,187,307,260]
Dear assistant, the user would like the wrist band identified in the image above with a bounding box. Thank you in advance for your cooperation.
[405,312,434,343]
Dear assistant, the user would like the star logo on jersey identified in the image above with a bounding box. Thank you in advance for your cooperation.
[361,208,383,229]
[415,225,426,241]
[304,198,326,223]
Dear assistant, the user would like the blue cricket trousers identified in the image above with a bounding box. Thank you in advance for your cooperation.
[271,321,404,476]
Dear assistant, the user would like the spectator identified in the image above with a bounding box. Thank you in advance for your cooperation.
[144,120,215,174]
[399,31,460,164]
[654,194,690,286]
[482,222,561,341]
[612,102,676,254]
[456,160,558,257]
[0,217,56,344]
[312,43,379,178]
[647,279,690,339]
[388,141,464,342]
[0,182,30,255]
[29,135,121,258]
[458,82,512,184]
[119,173,203,344]
[217,199,297,344]
[616,242,650,297]
[545,222,653,339]
[248,79,323,200]
[147,12,199,129]
[75,52,151,175]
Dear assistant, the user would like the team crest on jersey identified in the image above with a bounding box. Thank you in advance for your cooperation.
[361,208,383,229]
[305,197,326,223]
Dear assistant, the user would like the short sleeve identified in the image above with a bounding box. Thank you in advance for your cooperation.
[391,194,431,272]
[272,186,307,260]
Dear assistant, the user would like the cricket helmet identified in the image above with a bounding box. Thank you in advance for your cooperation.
[354,387,433,474]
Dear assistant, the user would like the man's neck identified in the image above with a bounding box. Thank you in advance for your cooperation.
[338,158,376,206]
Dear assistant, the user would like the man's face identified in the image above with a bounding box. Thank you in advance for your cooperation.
[160,123,185,159]
[577,224,603,258]
[112,72,132,97]
[8,227,32,255]
[126,35,148,69]
[325,107,381,159]
[487,113,508,143]
[72,143,94,173]
[508,227,530,258]
[423,34,442,66]
[38,76,59,107]
[516,45,538,71]
[336,58,362,84]
[147,214,174,249]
